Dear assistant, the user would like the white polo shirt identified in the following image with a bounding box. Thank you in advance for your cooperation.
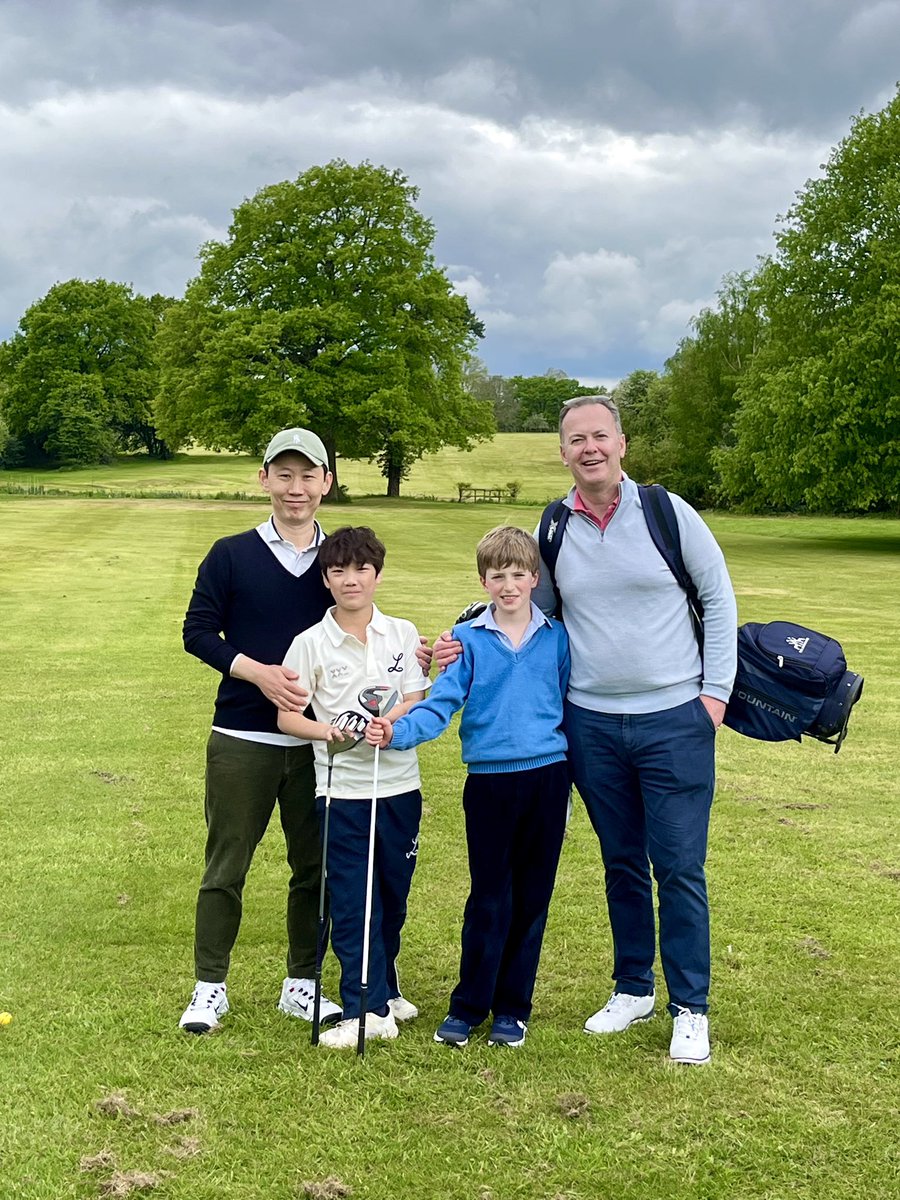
[282,604,430,799]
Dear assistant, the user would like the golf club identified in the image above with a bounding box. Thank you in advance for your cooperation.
[311,754,334,1047]
[357,742,381,1058]
[312,726,364,1044]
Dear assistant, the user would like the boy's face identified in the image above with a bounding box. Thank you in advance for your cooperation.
[324,561,382,615]
[480,563,538,618]
[259,451,333,530]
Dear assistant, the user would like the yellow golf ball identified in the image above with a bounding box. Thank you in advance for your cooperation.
[0,1012,12,1026]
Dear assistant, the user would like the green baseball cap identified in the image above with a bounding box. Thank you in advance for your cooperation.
[262,428,329,469]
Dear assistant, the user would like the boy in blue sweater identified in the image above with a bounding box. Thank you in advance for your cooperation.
[366,526,570,1048]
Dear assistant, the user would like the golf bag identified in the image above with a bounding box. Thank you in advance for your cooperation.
[538,486,863,753]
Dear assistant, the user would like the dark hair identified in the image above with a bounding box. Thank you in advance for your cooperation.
[319,526,386,575]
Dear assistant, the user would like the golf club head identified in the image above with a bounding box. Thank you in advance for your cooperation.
[359,685,399,716]
[456,600,487,624]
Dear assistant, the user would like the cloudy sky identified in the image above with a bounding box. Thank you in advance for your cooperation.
[2,1,898,386]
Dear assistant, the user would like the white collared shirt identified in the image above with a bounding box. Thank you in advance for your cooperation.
[282,604,431,798]
[255,515,325,576]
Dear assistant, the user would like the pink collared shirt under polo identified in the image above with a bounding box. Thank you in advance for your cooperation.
[574,484,621,531]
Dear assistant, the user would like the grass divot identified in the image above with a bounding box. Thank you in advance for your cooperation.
[94,1092,140,1119]
[299,1177,353,1198]
[151,1107,199,1126]
[556,1092,591,1120]
[98,1170,169,1196]
[80,1151,117,1172]
[162,1135,201,1159]
[797,937,831,959]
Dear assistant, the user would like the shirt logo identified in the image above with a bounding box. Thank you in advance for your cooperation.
[329,664,351,680]
[388,653,404,673]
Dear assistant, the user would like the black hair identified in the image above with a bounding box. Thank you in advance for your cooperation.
[319,526,386,575]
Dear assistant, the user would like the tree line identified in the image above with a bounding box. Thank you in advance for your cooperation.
[2,87,900,510]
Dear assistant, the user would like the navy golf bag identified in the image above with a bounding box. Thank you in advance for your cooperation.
[722,621,863,752]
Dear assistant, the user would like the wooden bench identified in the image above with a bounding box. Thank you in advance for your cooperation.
[457,486,509,502]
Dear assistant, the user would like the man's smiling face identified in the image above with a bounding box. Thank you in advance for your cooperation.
[559,402,626,496]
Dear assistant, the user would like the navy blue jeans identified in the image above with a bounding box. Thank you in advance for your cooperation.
[318,790,422,1019]
[565,698,716,1015]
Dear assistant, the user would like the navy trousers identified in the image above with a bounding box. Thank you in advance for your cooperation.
[319,789,422,1019]
[450,762,569,1026]
[565,698,716,1015]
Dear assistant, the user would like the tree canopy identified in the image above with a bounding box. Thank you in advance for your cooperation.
[156,159,493,495]
[716,94,900,511]
[0,279,171,466]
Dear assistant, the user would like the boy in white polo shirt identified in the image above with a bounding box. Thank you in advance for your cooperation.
[278,526,429,1048]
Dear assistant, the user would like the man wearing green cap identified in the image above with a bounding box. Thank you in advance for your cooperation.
[178,428,343,1033]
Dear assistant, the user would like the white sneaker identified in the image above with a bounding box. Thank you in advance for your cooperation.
[179,981,229,1034]
[388,995,419,1022]
[319,1010,399,1049]
[669,1007,711,1065]
[583,990,655,1034]
[277,977,341,1025]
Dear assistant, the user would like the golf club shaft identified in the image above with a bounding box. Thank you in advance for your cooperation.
[357,744,380,1057]
[311,757,334,1046]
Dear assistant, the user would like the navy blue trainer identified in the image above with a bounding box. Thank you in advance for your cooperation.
[487,1015,527,1047]
[433,1015,473,1047]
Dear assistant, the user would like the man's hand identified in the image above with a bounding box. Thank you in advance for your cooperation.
[433,630,463,672]
[232,658,310,712]
[414,636,433,676]
[699,695,726,729]
[365,716,394,748]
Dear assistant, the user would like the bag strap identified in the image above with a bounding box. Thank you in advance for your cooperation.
[638,483,705,648]
[538,498,570,618]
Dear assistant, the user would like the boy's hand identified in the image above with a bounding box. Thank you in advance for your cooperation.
[433,631,463,672]
[414,637,433,675]
[365,717,394,748]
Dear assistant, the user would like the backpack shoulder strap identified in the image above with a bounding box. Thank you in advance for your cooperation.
[538,498,570,617]
[638,483,705,641]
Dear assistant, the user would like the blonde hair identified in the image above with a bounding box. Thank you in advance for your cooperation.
[475,526,539,576]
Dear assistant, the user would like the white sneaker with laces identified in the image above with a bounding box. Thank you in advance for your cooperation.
[319,1010,399,1049]
[179,981,229,1034]
[583,990,655,1034]
[388,995,418,1022]
[277,977,341,1025]
[669,1007,711,1065]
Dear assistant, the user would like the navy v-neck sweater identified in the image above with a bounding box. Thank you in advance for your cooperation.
[183,529,331,734]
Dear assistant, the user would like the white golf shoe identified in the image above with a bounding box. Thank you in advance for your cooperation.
[669,1007,711,1065]
[319,1010,399,1049]
[583,990,655,1034]
[388,995,419,1022]
[179,981,229,1034]
[277,977,342,1025]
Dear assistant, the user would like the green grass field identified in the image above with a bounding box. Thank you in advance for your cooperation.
[0,434,574,505]
[1,494,898,1200]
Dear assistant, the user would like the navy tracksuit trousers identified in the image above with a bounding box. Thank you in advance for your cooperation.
[450,761,569,1027]
[319,789,422,1019]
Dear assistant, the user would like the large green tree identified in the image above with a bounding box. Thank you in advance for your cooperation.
[510,370,597,432]
[0,280,170,466]
[716,92,900,511]
[663,272,766,505]
[156,160,493,496]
